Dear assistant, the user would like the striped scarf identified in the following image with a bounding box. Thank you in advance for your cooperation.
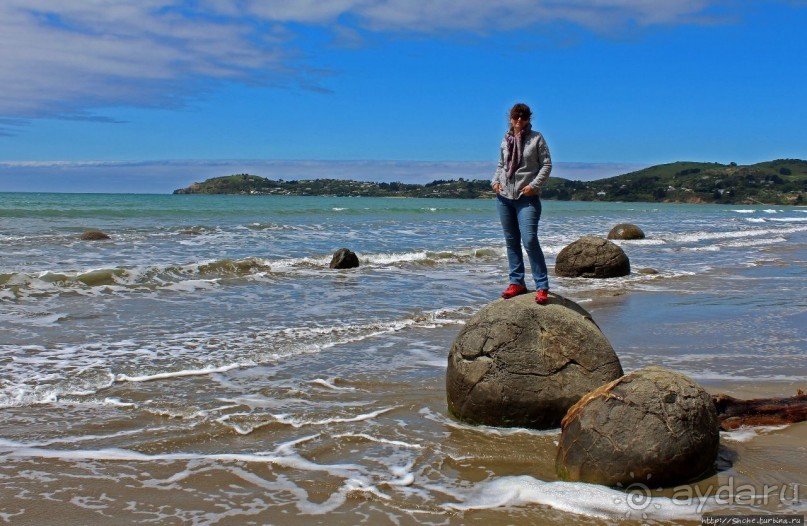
[505,123,531,180]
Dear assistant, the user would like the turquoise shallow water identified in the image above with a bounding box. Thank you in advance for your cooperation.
[0,193,805,524]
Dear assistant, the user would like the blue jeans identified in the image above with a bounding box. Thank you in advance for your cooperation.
[496,194,549,291]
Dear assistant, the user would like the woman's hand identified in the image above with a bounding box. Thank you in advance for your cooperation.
[493,182,501,194]
[520,185,536,196]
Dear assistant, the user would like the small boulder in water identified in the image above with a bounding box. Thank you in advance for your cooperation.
[80,230,111,241]
[555,236,630,278]
[556,366,719,487]
[329,248,360,269]
[446,293,623,429]
[607,223,645,240]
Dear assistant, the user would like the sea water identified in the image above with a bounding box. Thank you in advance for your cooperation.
[1,193,805,524]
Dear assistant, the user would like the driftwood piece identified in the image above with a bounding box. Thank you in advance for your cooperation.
[712,390,807,430]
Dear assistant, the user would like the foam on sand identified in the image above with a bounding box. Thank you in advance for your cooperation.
[441,475,710,520]
[721,424,791,442]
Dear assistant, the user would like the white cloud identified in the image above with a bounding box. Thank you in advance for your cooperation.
[0,1,736,129]
[0,1,289,122]
[241,0,723,32]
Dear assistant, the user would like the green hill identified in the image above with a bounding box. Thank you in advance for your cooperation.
[173,159,807,205]
[541,159,807,205]
[174,175,494,199]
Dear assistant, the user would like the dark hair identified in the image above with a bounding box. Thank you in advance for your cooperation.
[509,103,532,120]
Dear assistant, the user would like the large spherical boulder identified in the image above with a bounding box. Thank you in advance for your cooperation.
[556,366,719,487]
[446,293,623,429]
[79,230,111,241]
[607,223,645,240]
[555,236,630,278]
[329,248,360,269]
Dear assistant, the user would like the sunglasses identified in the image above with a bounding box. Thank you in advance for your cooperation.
[511,113,531,121]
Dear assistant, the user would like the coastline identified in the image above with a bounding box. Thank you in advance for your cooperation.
[1,194,805,524]
[169,158,807,205]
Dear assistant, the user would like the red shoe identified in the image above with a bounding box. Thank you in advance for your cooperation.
[535,289,549,305]
[501,284,528,299]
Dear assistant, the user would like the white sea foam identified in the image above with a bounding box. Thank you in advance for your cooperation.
[419,407,560,437]
[332,433,424,450]
[115,363,248,383]
[363,251,429,265]
[384,461,416,487]
[666,223,807,247]
[724,236,787,247]
[0,434,373,509]
[680,245,722,252]
[732,209,757,214]
[415,358,447,368]
[309,378,357,391]
[269,254,333,270]
[615,238,666,246]
[441,475,710,520]
[721,424,790,442]
[406,347,447,368]
[0,306,465,408]
[1,433,356,470]
[58,397,137,409]
[163,279,219,292]
[215,404,395,435]
[671,229,769,244]
[270,406,396,429]
[216,394,320,411]
[0,428,158,449]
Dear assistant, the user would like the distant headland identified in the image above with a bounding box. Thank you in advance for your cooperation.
[173,159,806,205]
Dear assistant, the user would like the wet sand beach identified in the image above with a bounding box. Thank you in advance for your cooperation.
[1,286,803,525]
[1,195,805,524]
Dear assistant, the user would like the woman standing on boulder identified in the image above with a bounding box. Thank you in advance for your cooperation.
[492,102,552,305]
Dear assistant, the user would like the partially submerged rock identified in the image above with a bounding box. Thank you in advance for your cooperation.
[329,248,360,269]
[556,366,719,487]
[446,293,623,429]
[555,236,630,278]
[79,230,111,241]
[607,223,645,240]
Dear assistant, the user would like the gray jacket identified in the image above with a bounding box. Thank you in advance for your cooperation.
[492,130,552,200]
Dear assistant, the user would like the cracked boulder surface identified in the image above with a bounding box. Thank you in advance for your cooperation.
[607,223,645,240]
[554,235,630,278]
[445,292,623,429]
[556,366,719,487]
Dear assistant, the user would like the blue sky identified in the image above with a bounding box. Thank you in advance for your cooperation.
[0,1,805,193]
